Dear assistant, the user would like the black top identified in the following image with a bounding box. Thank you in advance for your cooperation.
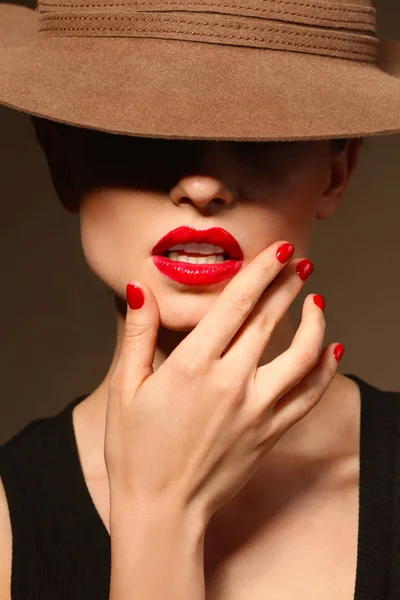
[0,373,400,599]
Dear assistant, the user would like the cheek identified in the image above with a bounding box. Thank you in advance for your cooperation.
[78,190,145,288]
[256,181,320,252]
[80,189,146,244]
[280,194,317,225]
[281,192,321,253]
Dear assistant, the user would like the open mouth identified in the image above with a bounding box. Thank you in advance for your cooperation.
[158,240,241,263]
[151,235,244,285]
[151,227,244,262]
[160,250,235,263]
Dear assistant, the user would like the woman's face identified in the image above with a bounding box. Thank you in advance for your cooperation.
[78,135,351,331]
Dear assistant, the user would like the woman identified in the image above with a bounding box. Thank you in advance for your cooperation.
[0,1,400,599]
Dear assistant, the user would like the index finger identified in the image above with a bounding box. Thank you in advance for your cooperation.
[175,240,294,363]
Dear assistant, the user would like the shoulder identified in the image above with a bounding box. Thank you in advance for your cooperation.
[0,473,12,600]
[0,403,80,600]
[0,417,50,600]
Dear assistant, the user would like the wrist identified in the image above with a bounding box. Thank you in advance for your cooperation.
[108,495,207,600]
[109,491,208,543]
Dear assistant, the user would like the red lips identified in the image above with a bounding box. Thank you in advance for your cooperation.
[151,226,244,260]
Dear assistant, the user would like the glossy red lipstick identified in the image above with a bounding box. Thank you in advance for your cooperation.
[151,226,244,286]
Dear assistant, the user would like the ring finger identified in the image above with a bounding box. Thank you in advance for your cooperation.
[220,258,313,377]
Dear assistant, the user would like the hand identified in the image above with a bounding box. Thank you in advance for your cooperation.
[104,240,340,523]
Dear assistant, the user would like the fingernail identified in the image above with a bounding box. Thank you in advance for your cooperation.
[333,343,345,363]
[126,282,145,310]
[313,294,325,311]
[296,259,314,281]
[276,242,295,263]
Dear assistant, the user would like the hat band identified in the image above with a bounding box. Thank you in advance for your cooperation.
[38,0,378,63]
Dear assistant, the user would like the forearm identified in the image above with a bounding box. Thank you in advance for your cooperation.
[108,495,207,600]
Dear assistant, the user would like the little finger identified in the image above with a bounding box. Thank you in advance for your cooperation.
[271,341,344,434]
[253,293,327,409]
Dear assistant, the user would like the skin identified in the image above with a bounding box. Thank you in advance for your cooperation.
[72,137,363,515]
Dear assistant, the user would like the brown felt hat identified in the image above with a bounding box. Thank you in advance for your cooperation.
[0,0,400,141]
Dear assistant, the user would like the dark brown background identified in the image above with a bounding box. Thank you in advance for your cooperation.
[1,0,399,444]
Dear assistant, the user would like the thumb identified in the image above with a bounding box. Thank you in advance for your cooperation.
[110,280,160,396]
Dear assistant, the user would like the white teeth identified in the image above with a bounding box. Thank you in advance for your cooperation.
[167,253,225,264]
[167,242,225,255]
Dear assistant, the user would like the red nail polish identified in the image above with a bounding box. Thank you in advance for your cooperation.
[313,294,325,311]
[126,282,145,310]
[333,343,345,363]
[276,243,295,263]
[296,259,314,281]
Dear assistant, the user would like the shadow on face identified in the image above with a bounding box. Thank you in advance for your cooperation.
[30,116,349,210]
[75,133,324,190]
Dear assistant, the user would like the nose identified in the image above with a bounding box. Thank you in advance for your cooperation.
[169,142,238,213]
[170,174,237,213]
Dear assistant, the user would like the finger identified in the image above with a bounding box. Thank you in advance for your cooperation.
[270,342,342,434]
[175,240,295,364]
[253,292,326,408]
[109,280,160,397]
[220,258,312,377]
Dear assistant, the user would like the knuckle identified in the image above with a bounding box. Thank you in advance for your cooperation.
[185,357,206,379]
[259,310,278,335]
[252,254,277,278]
[222,378,241,398]
[306,387,321,408]
[296,342,321,369]
[217,372,245,402]
[168,351,205,380]
[257,415,281,448]
[246,403,267,430]
[124,319,149,340]
[226,290,254,316]
[263,415,281,441]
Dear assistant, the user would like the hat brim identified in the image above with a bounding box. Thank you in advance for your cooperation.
[1,3,400,141]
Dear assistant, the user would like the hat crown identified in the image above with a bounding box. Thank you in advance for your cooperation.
[37,0,378,63]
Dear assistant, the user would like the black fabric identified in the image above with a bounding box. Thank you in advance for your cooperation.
[0,373,399,599]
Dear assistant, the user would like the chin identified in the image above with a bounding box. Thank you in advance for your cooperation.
[159,297,217,332]
[160,312,204,333]
[162,322,196,333]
